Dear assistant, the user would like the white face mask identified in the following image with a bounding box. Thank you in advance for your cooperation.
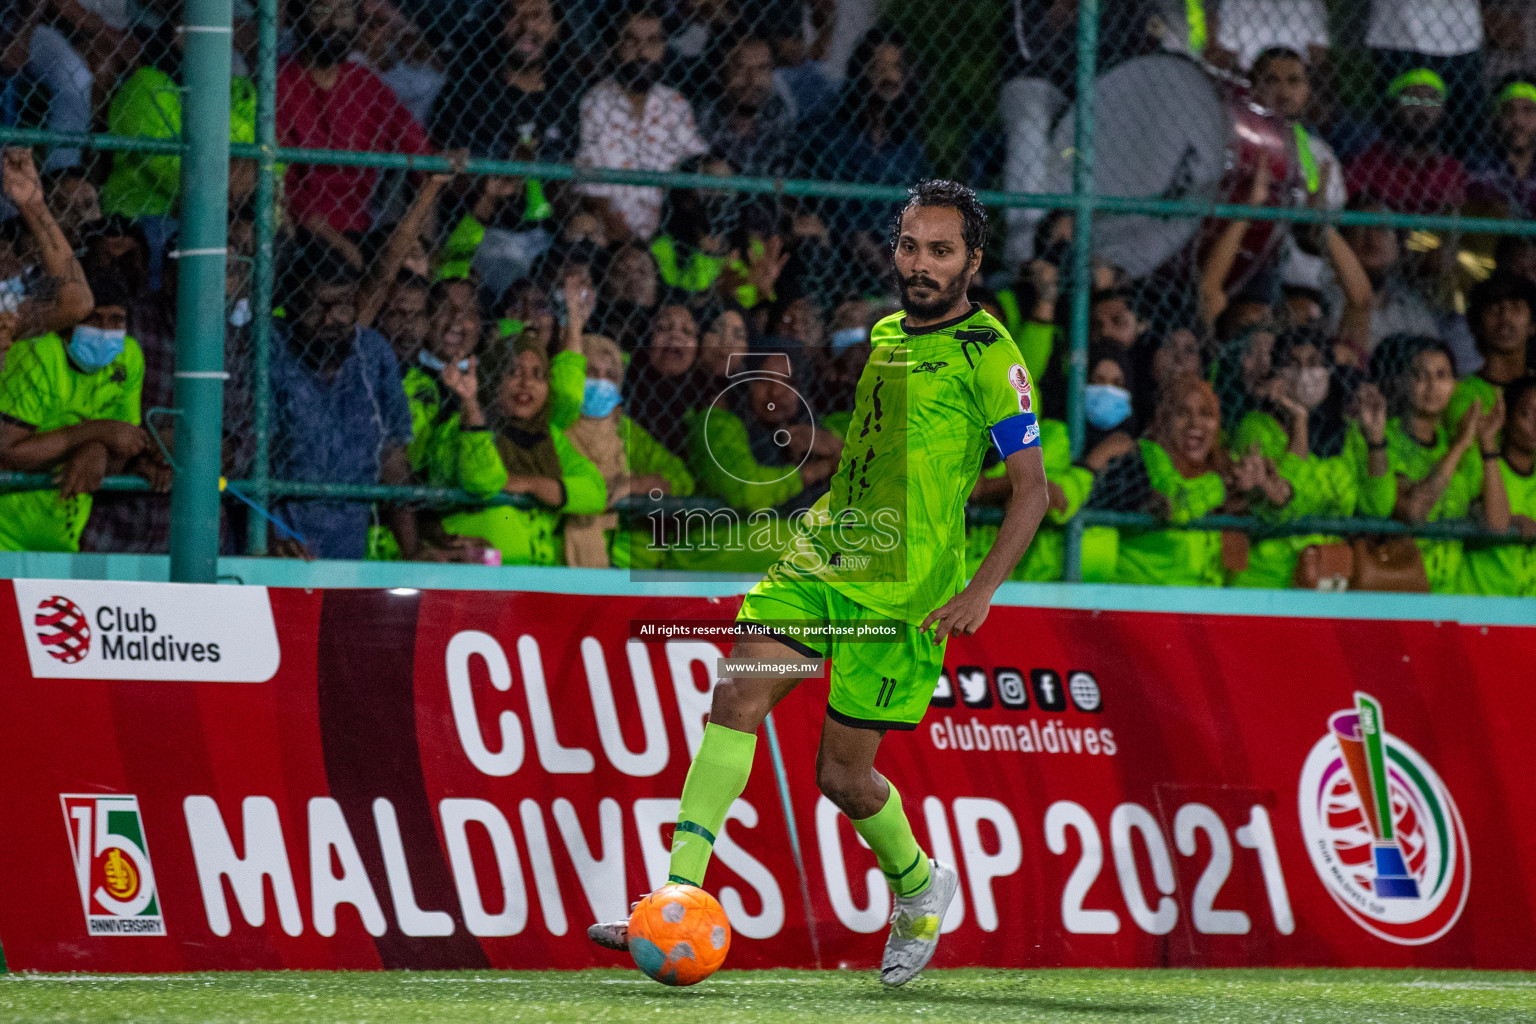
[228,297,252,327]
[1294,365,1330,408]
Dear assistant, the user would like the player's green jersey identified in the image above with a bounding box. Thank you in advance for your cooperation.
[789,304,1040,625]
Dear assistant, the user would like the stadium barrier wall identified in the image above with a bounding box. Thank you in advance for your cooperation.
[0,575,1532,971]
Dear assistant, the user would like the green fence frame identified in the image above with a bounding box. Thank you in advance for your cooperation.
[0,0,1530,579]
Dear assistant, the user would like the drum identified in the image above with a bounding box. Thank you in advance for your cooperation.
[1045,52,1303,291]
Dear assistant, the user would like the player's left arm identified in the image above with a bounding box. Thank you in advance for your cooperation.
[921,446,1047,644]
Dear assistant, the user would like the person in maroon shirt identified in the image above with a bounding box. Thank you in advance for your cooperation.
[1345,68,1467,215]
[277,0,431,238]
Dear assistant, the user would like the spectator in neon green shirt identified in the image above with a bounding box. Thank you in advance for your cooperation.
[1228,328,1396,587]
[1443,274,1533,437]
[1087,376,1252,587]
[0,275,161,551]
[370,283,512,561]
[443,281,603,564]
[1386,340,1505,593]
[100,45,257,218]
[1463,376,1536,595]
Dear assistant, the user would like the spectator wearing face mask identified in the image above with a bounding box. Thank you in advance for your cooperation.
[1345,68,1467,214]
[1227,327,1395,587]
[0,271,157,552]
[1082,342,1138,466]
[1445,273,1535,435]
[277,0,431,237]
[1461,373,1536,595]
[574,6,707,241]
[562,331,695,569]
[1381,338,1505,592]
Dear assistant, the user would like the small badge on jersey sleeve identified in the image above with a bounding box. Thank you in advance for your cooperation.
[1008,364,1032,413]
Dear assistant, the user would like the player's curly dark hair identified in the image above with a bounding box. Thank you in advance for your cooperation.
[888,179,989,259]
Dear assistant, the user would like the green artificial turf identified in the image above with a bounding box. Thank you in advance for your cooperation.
[2,969,1534,1024]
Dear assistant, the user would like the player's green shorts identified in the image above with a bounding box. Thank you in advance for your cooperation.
[737,562,947,731]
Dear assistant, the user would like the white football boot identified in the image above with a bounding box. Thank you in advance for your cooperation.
[879,859,958,987]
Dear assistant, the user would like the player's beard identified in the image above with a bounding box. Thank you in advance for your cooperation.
[898,268,968,321]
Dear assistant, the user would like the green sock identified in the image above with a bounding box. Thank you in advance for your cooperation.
[850,778,932,898]
[668,722,757,887]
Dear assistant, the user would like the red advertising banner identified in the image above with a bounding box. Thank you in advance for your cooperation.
[0,579,1532,972]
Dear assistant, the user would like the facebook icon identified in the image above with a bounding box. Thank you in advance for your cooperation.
[1030,669,1067,711]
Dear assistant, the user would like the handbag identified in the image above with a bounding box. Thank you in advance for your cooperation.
[1296,537,1430,592]
[1294,542,1354,591]
[1349,536,1430,593]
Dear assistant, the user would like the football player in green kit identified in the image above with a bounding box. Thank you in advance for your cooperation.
[589,181,1050,985]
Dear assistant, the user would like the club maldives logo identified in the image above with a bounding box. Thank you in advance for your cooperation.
[1297,692,1470,945]
[13,579,281,682]
[35,595,91,663]
[61,794,165,935]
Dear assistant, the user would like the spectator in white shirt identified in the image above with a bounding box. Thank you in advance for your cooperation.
[1212,0,1331,71]
[574,7,707,242]
[1368,0,1487,156]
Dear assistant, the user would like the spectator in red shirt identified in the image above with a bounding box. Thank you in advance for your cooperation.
[277,0,430,238]
[1345,68,1467,214]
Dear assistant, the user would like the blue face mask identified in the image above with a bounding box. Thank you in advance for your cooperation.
[418,349,470,374]
[582,377,622,418]
[68,325,127,372]
[830,326,867,352]
[1084,383,1132,431]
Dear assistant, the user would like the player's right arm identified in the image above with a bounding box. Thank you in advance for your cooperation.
[922,445,1047,643]
[920,342,1050,642]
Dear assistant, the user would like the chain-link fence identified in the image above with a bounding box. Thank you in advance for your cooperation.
[0,0,1534,593]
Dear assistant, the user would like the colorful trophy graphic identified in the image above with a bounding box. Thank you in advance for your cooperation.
[1328,692,1421,899]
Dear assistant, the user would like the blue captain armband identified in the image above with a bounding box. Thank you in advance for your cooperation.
[990,413,1041,458]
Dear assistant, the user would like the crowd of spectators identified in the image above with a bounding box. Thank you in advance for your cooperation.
[0,0,1533,595]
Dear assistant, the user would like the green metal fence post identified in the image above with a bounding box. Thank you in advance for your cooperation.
[168,0,234,583]
[245,0,278,556]
[1062,0,1099,584]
